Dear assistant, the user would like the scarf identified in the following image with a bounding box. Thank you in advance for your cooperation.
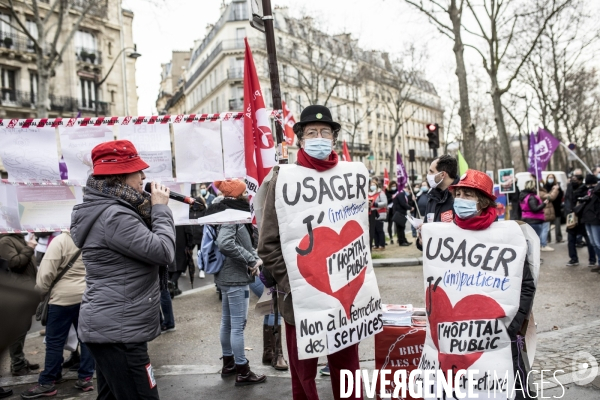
[454,205,497,231]
[86,175,168,291]
[297,148,339,172]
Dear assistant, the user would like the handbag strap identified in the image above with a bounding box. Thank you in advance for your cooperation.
[46,249,82,294]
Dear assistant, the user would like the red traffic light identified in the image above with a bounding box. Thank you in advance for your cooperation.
[427,124,437,132]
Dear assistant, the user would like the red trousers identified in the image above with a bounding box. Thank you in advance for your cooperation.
[285,321,363,400]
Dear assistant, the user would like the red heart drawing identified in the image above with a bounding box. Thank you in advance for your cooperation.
[296,220,367,318]
[426,286,506,373]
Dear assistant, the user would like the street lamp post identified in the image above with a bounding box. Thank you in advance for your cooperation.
[94,46,141,117]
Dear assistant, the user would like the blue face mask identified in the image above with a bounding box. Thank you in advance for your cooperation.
[304,138,333,160]
[453,198,479,219]
[421,187,428,193]
[200,189,207,196]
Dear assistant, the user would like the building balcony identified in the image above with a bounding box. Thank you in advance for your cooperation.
[0,90,109,115]
[229,98,243,111]
[335,141,370,155]
[76,47,102,65]
[186,39,245,90]
[0,32,37,59]
[227,68,243,80]
[79,99,110,115]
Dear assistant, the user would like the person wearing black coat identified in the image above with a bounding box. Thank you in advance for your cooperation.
[392,187,412,246]
[385,183,398,244]
[566,178,597,267]
[577,175,600,271]
[544,174,564,243]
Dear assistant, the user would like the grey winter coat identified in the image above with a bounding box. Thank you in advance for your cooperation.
[215,224,258,287]
[70,188,175,344]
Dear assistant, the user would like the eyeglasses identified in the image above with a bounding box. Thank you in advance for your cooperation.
[304,128,333,139]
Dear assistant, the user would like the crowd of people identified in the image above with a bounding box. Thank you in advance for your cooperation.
[0,103,598,399]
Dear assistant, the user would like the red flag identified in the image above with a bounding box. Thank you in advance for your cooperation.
[342,140,352,162]
[282,100,296,146]
[243,38,276,219]
[383,168,390,189]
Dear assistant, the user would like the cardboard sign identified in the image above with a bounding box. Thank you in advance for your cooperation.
[418,221,528,399]
[274,162,383,360]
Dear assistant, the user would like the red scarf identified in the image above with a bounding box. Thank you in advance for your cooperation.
[297,148,339,172]
[454,205,497,231]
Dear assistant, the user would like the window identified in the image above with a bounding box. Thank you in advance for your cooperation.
[1,68,16,103]
[216,96,219,113]
[107,42,112,56]
[80,78,96,109]
[110,90,115,103]
[29,71,38,104]
[75,31,98,63]
[236,28,246,45]
[26,21,37,52]
[282,64,288,83]
[0,13,12,37]
[296,95,302,114]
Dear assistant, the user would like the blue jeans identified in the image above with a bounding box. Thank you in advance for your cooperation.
[220,285,249,365]
[160,287,175,328]
[39,304,94,385]
[585,225,600,263]
[249,276,281,326]
[529,223,544,245]
[541,222,550,247]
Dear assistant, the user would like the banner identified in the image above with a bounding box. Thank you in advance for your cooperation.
[396,151,407,191]
[0,119,61,182]
[164,182,192,225]
[418,222,528,399]
[274,162,383,360]
[528,128,560,180]
[221,117,246,179]
[119,116,173,181]
[15,184,83,231]
[383,168,389,189]
[0,183,20,232]
[243,38,277,220]
[282,100,296,146]
[342,140,352,162]
[172,118,224,183]
[60,118,114,183]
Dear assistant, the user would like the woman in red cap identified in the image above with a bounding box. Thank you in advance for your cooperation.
[70,140,175,400]
[444,169,536,399]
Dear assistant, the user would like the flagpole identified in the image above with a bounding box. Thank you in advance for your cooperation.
[261,0,286,164]
[406,180,422,219]
[560,142,592,173]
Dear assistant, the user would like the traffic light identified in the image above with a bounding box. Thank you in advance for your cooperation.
[426,123,440,149]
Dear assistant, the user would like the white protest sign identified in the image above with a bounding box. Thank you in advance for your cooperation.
[221,118,246,179]
[0,119,61,182]
[0,183,21,232]
[274,162,383,360]
[418,221,528,400]
[118,117,173,181]
[15,185,83,231]
[60,122,114,183]
[173,120,224,182]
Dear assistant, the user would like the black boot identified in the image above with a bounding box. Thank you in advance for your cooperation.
[220,355,236,377]
[62,350,80,369]
[262,324,273,365]
[235,361,266,386]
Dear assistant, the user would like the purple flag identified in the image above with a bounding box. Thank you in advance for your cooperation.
[396,150,408,191]
[528,128,560,180]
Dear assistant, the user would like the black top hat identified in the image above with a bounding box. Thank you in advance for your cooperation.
[295,105,341,132]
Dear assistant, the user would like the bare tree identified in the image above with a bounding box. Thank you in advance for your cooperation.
[502,92,532,171]
[404,0,477,167]
[1,0,107,118]
[461,0,570,167]
[342,77,376,160]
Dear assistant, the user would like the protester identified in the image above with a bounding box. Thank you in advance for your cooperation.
[21,232,95,398]
[258,105,363,399]
[199,183,216,205]
[392,183,412,246]
[508,177,522,221]
[567,174,597,267]
[520,180,548,249]
[539,179,559,251]
[70,140,175,399]
[168,226,192,297]
[565,169,586,250]
[443,169,536,398]
[545,174,564,243]
[368,179,388,250]
[384,182,397,244]
[415,181,429,218]
[577,174,600,272]
[209,178,267,386]
[0,233,40,377]
[33,232,59,265]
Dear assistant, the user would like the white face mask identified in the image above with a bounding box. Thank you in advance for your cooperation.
[427,172,443,189]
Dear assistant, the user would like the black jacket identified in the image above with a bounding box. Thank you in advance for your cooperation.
[508,186,522,221]
[415,192,429,218]
[564,182,581,214]
[579,184,600,226]
[424,177,459,223]
[392,192,411,225]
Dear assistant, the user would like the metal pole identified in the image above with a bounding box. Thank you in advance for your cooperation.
[261,0,287,164]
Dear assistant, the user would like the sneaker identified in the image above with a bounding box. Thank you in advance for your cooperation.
[161,325,176,334]
[566,260,579,267]
[591,266,600,272]
[20,383,57,399]
[320,364,330,376]
[541,246,555,252]
[199,270,205,279]
[0,387,13,399]
[589,262,597,267]
[74,377,94,392]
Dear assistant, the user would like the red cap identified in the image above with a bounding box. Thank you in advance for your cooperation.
[91,140,149,176]
[449,169,496,201]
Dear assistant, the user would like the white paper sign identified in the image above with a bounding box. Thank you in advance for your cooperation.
[119,122,173,181]
[418,221,528,399]
[0,120,61,182]
[163,182,192,225]
[222,119,246,178]
[15,185,83,231]
[60,124,113,183]
[173,121,223,182]
[0,183,21,232]
[274,162,382,360]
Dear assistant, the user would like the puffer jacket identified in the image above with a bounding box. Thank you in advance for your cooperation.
[0,233,37,284]
[539,187,559,222]
[215,223,258,287]
[70,188,175,344]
